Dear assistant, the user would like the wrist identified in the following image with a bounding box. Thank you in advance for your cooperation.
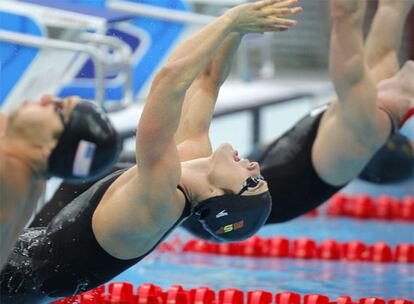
[220,10,237,33]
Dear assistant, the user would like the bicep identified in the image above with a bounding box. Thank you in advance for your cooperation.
[136,86,183,168]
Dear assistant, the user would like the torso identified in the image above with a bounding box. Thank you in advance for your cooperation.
[0,168,191,302]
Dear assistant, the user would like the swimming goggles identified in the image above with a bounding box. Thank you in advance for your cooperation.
[238,175,265,195]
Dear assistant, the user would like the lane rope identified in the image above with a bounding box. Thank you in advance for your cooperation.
[157,237,414,264]
[50,282,414,304]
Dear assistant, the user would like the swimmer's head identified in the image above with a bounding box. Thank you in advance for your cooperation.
[7,96,120,181]
[48,99,121,182]
[193,143,272,242]
[7,95,73,149]
[208,143,266,195]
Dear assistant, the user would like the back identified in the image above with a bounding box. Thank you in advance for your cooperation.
[260,106,344,223]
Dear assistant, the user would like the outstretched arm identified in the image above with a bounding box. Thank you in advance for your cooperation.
[312,0,391,186]
[175,4,301,162]
[174,33,243,161]
[365,0,414,84]
[328,0,378,128]
[136,0,300,173]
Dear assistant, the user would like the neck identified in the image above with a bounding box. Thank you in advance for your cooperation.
[180,157,216,209]
[0,132,45,178]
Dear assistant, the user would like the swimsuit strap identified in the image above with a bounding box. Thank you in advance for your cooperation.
[177,185,192,217]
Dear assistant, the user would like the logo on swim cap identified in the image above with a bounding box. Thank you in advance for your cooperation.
[215,220,244,234]
[194,191,272,242]
[72,140,96,177]
[216,210,228,218]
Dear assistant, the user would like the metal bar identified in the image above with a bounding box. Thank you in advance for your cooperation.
[80,32,134,104]
[251,108,261,146]
[107,0,215,25]
[117,93,314,143]
[212,93,313,118]
[0,30,107,104]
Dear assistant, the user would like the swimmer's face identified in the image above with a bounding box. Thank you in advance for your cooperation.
[208,143,268,195]
[8,95,78,149]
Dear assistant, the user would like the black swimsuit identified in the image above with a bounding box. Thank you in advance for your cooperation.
[0,168,191,304]
[258,104,344,223]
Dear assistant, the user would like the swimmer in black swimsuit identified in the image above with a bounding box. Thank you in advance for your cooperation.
[181,0,414,239]
[0,1,301,302]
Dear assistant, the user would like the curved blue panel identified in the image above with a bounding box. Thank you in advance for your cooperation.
[59,0,188,102]
[0,12,43,106]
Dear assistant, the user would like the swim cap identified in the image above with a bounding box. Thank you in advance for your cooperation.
[182,215,220,242]
[194,191,272,242]
[48,100,121,182]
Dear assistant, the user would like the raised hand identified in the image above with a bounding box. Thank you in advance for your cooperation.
[226,0,302,34]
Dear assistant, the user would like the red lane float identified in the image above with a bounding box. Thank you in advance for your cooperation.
[49,283,414,304]
[175,237,414,264]
[326,194,414,221]
[275,292,301,304]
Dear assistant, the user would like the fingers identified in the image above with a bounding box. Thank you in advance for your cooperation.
[255,0,298,10]
[261,25,289,32]
[264,16,298,27]
[271,0,298,9]
[253,0,279,10]
[260,6,302,17]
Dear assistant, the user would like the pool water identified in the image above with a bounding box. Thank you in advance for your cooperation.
[47,95,414,300]
[111,213,413,299]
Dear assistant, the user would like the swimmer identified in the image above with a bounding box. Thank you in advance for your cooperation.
[0,1,301,302]
[0,96,119,266]
[244,131,414,185]
[27,0,414,244]
[181,0,414,239]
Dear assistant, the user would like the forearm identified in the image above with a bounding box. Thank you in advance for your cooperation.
[175,33,243,144]
[137,14,237,164]
[365,0,414,81]
[163,14,236,95]
[206,32,243,86]
[329,0,368,99]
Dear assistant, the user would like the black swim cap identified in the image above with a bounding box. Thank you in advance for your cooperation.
[194,191,272,242]
[48,100,121,182]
